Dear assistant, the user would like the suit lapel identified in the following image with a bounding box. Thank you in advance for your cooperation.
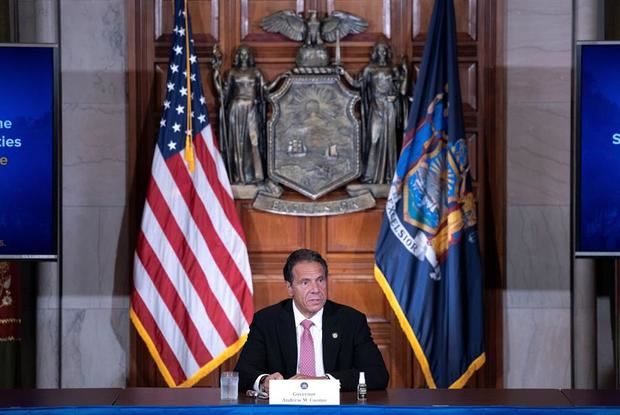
[278,299,298,376]
[322,301,340,372]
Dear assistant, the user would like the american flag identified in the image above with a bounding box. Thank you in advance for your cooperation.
[130,0,253,387]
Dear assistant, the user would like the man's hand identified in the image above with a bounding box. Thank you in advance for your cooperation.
[261,372,283,393]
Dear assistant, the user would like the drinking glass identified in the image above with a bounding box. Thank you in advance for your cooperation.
[220,371,239,400]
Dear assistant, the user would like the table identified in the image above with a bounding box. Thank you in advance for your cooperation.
[1,388,620,414]
[0,389,121,408]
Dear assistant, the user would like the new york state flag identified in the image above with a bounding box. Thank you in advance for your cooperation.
[374,0,485,389]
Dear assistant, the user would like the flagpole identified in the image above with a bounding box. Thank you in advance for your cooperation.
[183,0,195,172]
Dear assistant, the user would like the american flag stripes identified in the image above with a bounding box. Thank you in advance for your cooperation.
[131,0,253,387]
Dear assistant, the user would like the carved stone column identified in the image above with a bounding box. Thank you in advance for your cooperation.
[572,0,603,389]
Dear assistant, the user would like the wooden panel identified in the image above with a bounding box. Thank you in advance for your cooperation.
[156,0,218,42]
[327,0,391,39]
[372,322,393,373]
[242,207,307,252]
[468,132,477,181]
[249,252,299,276]
[465,62,477,110]
[326,208,383,252]
[328,279,388,319]
[325,252,375,276]
[252,280,290,310]
[242,0,304,40]
[412,0,477,41]
[377,344,391,374]
[260,62,298,81]
[413,61,478,113]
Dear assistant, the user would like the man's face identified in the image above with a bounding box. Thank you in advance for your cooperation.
[287,260,327,318]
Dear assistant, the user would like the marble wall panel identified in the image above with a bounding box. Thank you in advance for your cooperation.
[506,67,570,104]
[62,206,128,310]
[36,262,60,310]
[60,0,125,105]
[60,0,125,71]
[36,308,60,388]
[506,205,570,308]
[505,0,571,67]
[62,103,126,207]
[62,206,98,297]
[100,206,130,300]
[58,0,129,388]
[507,102,571,206]
[504,0,572,389]
[61,307,128,388]
[504,307,571,388]
[63,71,127,107]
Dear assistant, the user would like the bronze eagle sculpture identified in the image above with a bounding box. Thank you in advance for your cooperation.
[260,10,368,46]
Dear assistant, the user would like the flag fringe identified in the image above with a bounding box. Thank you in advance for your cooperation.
[373,264,437,388]
[131,307,248,387]
[449,351,486,389]
[181,332,248,388]
[131,308,176,387]
[374,264,484,389]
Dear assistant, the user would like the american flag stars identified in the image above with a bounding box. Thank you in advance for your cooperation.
[157,24,207,159]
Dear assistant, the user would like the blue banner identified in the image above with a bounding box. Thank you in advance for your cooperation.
[0,45,56,258]
[577,43,620,254]
[374,0,485,388]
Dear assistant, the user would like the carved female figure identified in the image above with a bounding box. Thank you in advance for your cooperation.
[359,42,407,184]
[212,45,266,184]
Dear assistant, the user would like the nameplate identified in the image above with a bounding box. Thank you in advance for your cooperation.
[268,379,340,405]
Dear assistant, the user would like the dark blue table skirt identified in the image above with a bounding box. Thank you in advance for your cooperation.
[2,406,620,415]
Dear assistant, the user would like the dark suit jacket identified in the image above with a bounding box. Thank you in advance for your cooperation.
[234,299,389,392]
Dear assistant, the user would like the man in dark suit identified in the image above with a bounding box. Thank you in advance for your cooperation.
[235,248,389,393]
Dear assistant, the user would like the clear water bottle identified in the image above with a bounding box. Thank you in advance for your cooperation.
[357,371,367,401]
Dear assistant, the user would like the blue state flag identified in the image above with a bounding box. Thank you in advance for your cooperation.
[374,0,485,388]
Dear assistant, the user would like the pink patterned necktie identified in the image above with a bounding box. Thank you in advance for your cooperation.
[298,319,316,376]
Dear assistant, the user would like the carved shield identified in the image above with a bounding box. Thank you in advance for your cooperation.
[267,71,361,200]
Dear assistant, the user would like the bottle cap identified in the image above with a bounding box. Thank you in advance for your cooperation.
[359,371,366,384]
